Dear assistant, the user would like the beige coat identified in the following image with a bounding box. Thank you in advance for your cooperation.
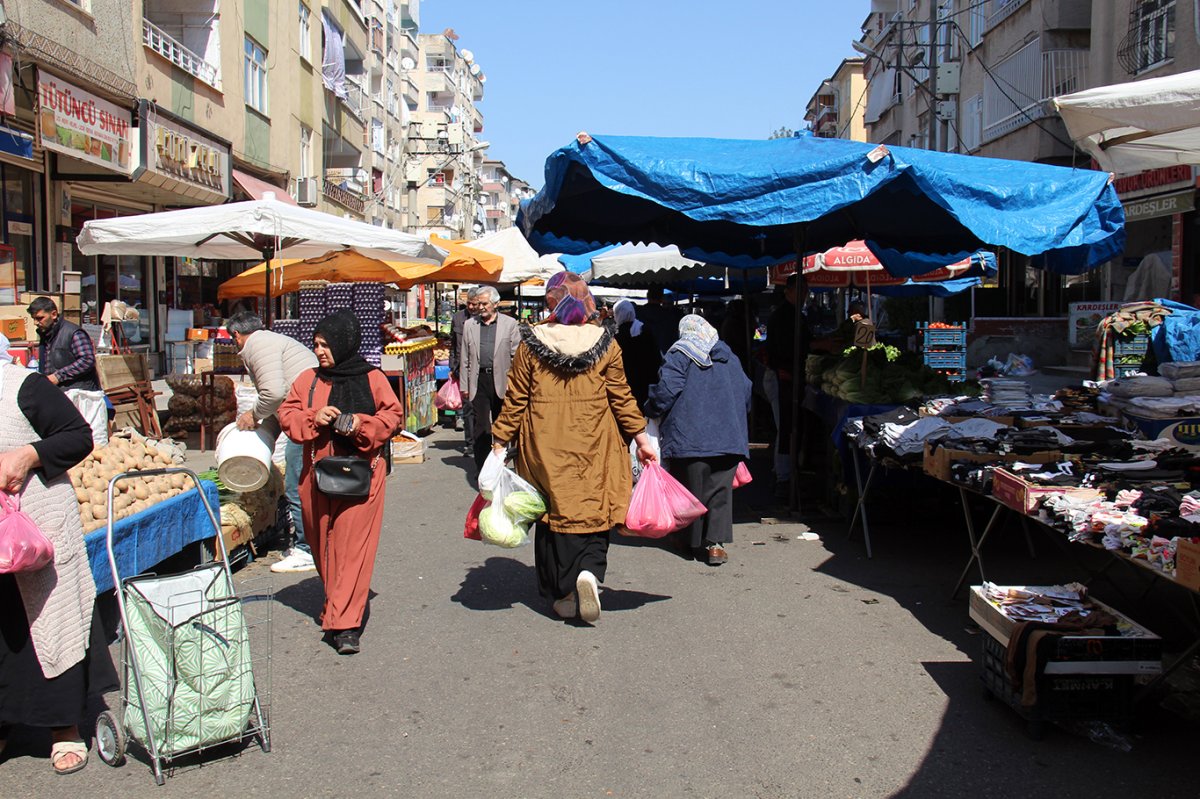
[461,313,521,400]
[238,329,319,423]
[491,321,646,533]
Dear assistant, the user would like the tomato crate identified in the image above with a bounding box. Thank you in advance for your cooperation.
[917,322,968,348]
[923,351,967,370]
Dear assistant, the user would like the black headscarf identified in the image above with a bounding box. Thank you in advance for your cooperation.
[314,310,377,416]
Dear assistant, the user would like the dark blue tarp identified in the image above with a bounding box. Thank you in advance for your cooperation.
[520,133,1125,276]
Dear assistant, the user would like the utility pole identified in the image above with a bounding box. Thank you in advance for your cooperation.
[928,0,939,152]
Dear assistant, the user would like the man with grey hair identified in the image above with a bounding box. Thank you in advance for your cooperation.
[227,311,319,573]
[461,286,520,470]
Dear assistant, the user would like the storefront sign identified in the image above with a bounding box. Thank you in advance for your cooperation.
[36,72,133,174]
[1068,301,1121,348]
[139,105,231,199]
[1113,165,1195,201]
[1123,189,1195,222]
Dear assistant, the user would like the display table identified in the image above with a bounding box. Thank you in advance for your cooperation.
[382,337,438,432]
[85,481,221,594]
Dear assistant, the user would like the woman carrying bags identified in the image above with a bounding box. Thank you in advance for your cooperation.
[279,311,403,655]
[645,315,751,566]
[491,272,657,624]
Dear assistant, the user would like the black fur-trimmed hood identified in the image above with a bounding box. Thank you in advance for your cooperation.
[520,319,615,373]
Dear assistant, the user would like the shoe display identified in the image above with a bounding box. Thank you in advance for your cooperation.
[576,571,601,622]
[552,593,578,619]
[706,545,728,565]
[270,548,317,573]
[333,630,361,655]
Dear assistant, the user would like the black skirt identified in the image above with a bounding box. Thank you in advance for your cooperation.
[0,574,117,729]
[668,455,740,550]
[533,524,611,601]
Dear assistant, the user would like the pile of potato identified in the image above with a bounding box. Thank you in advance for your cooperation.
[68,438,193,533]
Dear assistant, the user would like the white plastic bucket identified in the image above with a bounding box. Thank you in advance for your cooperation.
[214,423,274,492]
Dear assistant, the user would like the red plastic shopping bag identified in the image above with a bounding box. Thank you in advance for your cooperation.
[0,492,54,573]
[435,378,463,411]
[732,461,753,488]
[623,462,707,538]
[463,493,486,540]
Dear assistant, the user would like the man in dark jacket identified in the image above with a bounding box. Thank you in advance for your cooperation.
[28,296,99,391]
[764,274,810,495]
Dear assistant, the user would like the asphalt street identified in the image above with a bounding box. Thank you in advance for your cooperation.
[0,427,1195,798]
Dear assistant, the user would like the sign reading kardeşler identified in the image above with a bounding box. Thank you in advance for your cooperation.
[36,72,133,175]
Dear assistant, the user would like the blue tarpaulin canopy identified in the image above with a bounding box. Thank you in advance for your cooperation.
[520,133,1126,276]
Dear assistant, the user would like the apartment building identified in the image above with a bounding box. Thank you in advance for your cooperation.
[804,58,867,142]
[408,29,487,239]
[479,159,534,232]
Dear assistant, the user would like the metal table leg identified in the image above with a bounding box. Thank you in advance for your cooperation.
[952,489,1005,598]
[846,448,876,559]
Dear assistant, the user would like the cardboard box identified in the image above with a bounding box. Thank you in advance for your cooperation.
[391,432,424,464]
[1121,411,1200,449]
[0,318,24,340]
[1176,539,1200,592]
[60,292,81,311]
[969,586,1161,675]
[7,347,31,366]
[991,467,1102,515]
[922,443,1062,483]
[186,328,211,341]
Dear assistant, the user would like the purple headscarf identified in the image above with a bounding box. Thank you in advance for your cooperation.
[545,271,597,325]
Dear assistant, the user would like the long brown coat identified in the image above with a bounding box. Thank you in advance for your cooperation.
[492,321,646,534]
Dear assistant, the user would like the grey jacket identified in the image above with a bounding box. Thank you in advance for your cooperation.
[461,313,520,400]
[239,330,319,423]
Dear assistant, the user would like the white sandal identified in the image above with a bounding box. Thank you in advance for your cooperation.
[50,741,88,775]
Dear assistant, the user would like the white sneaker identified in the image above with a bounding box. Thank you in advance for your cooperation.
[576,571,601,623]
[270,548,316,573]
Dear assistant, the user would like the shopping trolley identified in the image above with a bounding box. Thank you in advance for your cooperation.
[93,468,271,785]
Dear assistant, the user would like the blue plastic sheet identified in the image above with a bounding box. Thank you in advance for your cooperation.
[521,133,1125,275]
[86,481,222,594]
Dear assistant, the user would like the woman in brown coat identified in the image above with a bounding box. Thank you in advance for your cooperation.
[491,273,656,623]
[279,311,402,654]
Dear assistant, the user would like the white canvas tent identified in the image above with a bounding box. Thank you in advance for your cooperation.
[579,242,724,286]
[459,227,561,284]
[1054,69,1200,175]
[76,194,445,263]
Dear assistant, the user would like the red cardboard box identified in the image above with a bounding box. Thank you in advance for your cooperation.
[1176,539,1200,592]
[991,467,1101,515]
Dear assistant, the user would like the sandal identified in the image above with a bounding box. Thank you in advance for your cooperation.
[50,741,88,775]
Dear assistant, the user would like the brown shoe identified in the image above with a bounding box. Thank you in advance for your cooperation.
[706,545,728,565]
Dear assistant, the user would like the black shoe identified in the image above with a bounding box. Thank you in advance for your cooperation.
[333,630,360,655]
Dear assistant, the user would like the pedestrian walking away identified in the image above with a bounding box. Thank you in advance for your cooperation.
[491,272,657,623]
[0,343,117,775]
[612,299,662,411]
[227,312,320,574]
[461,286,520,472]
[645,315,751,565]
[278,310,403,654]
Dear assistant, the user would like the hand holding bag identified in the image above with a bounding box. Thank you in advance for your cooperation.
[308,376,377,499]
[0,491,55,573]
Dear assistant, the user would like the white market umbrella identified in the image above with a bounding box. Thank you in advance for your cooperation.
[581,242,724,286]
[77,194,445,263]
[1054,69,1200,175]
[461,227,549,284]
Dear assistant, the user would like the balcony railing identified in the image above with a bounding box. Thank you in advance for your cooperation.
[342,81,367,121]
[983,47,1087,143]
[142,19,221,90]
[323,180,366,214]
[986,0,1030,31]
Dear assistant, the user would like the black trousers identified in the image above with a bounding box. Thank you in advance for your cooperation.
[471,372,503,470]
[534,523,612,601]
[668,455,739,549]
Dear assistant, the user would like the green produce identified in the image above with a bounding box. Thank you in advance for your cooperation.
[479,503,529,548]
[503,490,546,520]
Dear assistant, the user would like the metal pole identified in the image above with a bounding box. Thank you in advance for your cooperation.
[929,2,939,152]
[788,225,807,514]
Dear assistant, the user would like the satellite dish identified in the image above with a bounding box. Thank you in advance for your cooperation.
[400,56,415,70]
[470,63,481,76]
[461,49,474,63]
[479,74,487,84]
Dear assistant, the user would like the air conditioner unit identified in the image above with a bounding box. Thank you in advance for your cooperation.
[295,177,318,206]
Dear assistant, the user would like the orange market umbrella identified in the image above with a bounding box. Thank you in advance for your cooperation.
[399,236,504,285]
[217,248,447,300]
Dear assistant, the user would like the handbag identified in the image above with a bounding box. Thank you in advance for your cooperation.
[308,376,377,499]
[0,491,55,573]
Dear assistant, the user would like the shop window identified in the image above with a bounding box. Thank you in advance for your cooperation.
[0,165,37,300]
[70,202,150,339]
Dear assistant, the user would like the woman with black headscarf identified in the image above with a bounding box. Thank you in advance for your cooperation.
[279,310,403,654]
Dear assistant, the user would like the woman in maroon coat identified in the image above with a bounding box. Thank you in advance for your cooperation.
[279,311,402,654]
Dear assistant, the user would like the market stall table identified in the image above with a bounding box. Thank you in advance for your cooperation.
[85,481,221,593]
[382,337,438,433]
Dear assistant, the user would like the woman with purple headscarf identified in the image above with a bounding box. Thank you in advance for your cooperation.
[491,273,657,623]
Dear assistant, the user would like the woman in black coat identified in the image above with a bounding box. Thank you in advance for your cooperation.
[612,300,662,411]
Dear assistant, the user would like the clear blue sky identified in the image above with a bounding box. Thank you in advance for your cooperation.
[419,1,873,188]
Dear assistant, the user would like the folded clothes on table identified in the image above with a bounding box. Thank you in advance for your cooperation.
[1159,360,1200,380]
[1104,376,1174,398]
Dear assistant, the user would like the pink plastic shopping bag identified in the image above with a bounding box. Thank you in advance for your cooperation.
[623,462,707,538]
[732,461,753,488]
[0,492,54,574]
[435,378,463,411]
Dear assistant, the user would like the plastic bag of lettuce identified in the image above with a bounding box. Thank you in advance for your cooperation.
[476,451,547,548]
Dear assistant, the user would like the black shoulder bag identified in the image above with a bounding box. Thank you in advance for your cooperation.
[308,375,377,498]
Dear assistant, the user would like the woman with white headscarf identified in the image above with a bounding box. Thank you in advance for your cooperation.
[612,300,661,410]
[645,315,751,565]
